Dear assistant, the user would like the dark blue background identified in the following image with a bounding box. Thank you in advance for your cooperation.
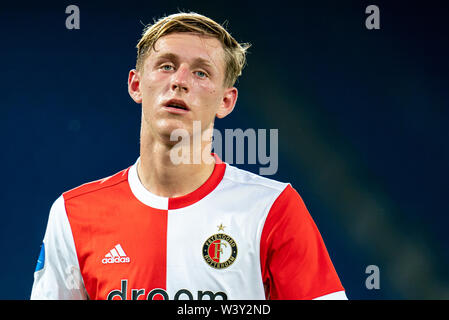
[1,0,448,299]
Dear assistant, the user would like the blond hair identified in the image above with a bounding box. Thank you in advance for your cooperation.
[136,12,250,87]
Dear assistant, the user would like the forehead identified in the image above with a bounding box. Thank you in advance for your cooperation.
[148,33,225,70]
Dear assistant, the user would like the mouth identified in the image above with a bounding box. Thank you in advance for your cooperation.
[163,99,190,113]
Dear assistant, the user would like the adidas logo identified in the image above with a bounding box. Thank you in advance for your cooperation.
[102,244,131,264]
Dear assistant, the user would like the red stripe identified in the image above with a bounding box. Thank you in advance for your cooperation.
[64,169,168,300]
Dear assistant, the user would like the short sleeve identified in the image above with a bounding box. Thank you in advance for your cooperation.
[30,195,88,300]
[260,184,346,300]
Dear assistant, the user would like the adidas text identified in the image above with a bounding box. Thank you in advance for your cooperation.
[102,257,130,264]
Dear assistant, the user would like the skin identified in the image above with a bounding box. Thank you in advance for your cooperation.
[128,32,238,197]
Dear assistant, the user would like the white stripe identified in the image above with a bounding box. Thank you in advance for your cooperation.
[110,248,119,257]
[105,252,112,258]
[313,290,348,300]
[165,165,287,300]
[115,244,126,257]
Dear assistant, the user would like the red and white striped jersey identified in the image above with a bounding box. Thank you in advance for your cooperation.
[31,156,346,300]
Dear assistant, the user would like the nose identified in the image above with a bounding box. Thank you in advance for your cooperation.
[171,64,189,93]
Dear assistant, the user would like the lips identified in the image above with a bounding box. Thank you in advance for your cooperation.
[163,99,190,112]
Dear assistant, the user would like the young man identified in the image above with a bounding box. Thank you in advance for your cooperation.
[31,12,347,300]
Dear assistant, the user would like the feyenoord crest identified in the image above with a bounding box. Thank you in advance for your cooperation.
[202,224,238,269]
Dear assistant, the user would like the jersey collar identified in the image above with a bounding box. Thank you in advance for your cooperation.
[128,153,226,210]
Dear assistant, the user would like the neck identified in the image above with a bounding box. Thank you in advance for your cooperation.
[137,124,216,198]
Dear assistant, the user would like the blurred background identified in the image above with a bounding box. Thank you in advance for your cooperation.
[0,0,448,299]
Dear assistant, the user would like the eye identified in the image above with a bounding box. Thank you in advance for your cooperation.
[195,70,208,78]
[161,64,174,71]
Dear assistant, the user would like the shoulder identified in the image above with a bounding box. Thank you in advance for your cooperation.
[223,163,289,193]
[221,163,305,214]
[63,166,130,202]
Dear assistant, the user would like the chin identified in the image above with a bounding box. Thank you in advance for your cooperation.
[155,119,194,143]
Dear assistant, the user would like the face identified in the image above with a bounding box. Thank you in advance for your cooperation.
[128,32,238,143]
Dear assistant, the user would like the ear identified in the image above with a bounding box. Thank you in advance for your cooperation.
[216,87,238,119]
[128,69,142,104]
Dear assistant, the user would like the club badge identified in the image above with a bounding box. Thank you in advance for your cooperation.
[202,224,238,269]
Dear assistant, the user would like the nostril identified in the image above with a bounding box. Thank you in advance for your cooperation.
[172,83,188,92]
